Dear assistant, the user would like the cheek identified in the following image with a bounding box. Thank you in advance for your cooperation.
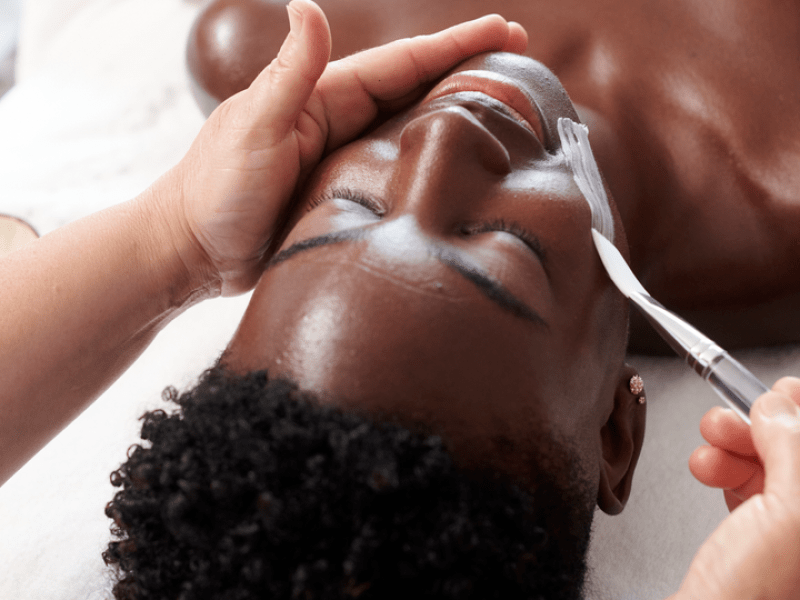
[546,287,627,445]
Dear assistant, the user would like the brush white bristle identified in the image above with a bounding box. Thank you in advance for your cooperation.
[591,229,648,298]
[557,118,615,241]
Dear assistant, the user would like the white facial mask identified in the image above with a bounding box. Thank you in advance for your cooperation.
[557,117,615,241]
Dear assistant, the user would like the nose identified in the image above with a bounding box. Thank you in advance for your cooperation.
[394,106,511,233]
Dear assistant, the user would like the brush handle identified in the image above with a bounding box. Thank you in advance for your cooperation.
[702,352,770,425]
[589,226,770,425]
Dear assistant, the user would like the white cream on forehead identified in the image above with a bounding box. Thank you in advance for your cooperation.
[366,216,430,262]
[557,117,615,241]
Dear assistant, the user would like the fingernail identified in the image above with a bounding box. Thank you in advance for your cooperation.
[759,392,800,424]
[287,0,305,34]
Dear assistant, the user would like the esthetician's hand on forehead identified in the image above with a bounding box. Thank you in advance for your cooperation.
[165,0,526,296]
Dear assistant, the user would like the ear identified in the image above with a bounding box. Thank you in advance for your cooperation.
[596,364,647,515]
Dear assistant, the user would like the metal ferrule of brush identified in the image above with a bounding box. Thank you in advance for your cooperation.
[629,291,767,424]
[685,338,727,378]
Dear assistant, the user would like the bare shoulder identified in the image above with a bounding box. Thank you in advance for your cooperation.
[576,0,800,350]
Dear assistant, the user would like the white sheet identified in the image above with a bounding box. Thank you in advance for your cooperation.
[0,0,797,598]
[0,0,20,96]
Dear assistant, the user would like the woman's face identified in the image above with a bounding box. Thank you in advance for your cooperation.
[224,53,630,489]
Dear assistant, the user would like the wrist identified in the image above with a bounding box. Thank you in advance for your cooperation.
[134,170,222,309]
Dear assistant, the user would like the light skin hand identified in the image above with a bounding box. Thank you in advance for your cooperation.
[689,406,761,511]
[689,377,800,510]
[0,2,526,486]
[167,0,528,297]
[670,380,800,599]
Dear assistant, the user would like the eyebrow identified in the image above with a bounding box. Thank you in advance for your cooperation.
[267,229,548,328]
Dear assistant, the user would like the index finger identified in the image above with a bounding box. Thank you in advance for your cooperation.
[333,15,527,100]
[700,406,757,457]
[318,14,528,149]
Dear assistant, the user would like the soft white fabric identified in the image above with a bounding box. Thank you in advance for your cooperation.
[0,0,21,95]
[0,0,797,598]
[0,0,252,596]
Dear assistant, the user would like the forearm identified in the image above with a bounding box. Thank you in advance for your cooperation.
[0,174,213,486]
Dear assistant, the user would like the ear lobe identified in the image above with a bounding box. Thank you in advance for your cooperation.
[597,365,647,515]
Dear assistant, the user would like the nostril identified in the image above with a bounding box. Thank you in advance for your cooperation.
[399,107,512,176]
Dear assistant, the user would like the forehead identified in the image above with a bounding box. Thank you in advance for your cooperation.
[284,178,624,374]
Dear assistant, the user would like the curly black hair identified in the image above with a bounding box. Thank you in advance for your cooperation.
[104,366,595,600]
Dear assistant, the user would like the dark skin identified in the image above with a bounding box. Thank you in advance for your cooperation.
[190,0,800,352]
[222,51,646,516]
[189,0,800,519]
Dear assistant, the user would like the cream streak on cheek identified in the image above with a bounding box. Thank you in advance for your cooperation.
[557,118,615,241]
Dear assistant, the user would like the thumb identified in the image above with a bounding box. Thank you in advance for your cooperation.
[751,389,800,502]
[674,388,800,600]
[246,0,331,137]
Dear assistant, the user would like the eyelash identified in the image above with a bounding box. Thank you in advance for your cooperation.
[461,219,545,259]
[307,188,544,259]
[307,188,384,215]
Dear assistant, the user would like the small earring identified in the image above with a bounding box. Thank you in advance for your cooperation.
[629,375,644,395]
[638,396,646,405]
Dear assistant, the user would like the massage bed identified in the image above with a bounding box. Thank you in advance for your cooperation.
[0,0,795,597]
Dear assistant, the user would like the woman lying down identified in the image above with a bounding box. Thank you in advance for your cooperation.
[0,1,798,599]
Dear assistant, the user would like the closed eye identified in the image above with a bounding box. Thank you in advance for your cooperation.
[461,218,548,266]
[307,188,385,216]
[307,190,547,267]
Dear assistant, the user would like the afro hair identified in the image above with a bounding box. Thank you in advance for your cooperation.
[103,366,594,600]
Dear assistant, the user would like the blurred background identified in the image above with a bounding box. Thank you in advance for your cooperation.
[0,0,20,97]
